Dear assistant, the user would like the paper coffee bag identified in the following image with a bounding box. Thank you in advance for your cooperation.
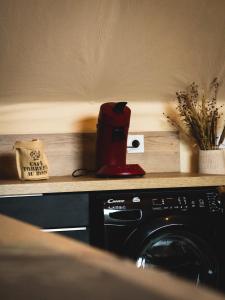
[14,139,49,180]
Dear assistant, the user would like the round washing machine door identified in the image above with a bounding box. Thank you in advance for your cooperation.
[124,222,219,288]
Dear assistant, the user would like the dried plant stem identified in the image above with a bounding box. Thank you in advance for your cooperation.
[165,78,225,150]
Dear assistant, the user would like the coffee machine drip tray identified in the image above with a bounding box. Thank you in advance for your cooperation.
[96,164,145,177]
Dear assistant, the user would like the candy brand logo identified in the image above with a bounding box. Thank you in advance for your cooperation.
[107,199,125,204]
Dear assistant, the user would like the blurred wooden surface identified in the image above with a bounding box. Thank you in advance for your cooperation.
[1,214,225,300]
[0,131,180,179]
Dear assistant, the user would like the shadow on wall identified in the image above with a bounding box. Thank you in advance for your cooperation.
[190,146,199,173]
[74,117,98,173]
[164,102,199,173]
[0,153,18,179]
[76,117,97,133]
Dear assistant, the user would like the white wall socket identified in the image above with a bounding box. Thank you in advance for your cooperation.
[127,135,144,153]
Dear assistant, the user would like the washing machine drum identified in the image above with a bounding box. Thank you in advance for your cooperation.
[125,225,219,288]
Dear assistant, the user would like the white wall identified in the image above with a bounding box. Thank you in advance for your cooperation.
[0,0,225,171]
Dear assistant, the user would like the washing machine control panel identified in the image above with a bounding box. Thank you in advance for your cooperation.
[150,190,222,213]
[102,188,223,215]
[151,195,188,211]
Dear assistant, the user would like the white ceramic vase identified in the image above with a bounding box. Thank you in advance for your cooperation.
[198,149,225,175]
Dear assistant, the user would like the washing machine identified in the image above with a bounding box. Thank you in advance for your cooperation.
[95,187,225,292]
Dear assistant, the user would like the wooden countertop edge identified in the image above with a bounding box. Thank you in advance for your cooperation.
[1,214,224,300]
[0,173,225,195]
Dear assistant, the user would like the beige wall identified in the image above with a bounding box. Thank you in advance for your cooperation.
[0,0,225,171]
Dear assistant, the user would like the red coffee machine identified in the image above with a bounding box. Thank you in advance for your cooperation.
[96,102,145,177]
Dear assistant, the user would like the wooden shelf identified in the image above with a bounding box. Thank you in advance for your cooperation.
[0,173,225,196]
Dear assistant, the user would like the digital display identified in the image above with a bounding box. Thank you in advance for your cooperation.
[164,197,179,207]
[152,198,163,206]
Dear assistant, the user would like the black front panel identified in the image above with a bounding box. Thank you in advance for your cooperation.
[95,187,225,292]
[0,192,89,228]
[136,230,219,288]
[101,187,223,225]
[100,187,223,252]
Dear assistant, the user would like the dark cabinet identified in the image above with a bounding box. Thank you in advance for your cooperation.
[0,192,90,243]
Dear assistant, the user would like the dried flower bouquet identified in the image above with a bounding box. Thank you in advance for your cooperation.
[164,78,225,150]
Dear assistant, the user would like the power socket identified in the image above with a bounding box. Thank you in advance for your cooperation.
[127,135,144,153]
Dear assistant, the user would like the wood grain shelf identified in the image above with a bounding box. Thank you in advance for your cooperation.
[0,173,225,196]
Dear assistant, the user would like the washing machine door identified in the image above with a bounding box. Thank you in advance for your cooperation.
[124,222,219,288]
